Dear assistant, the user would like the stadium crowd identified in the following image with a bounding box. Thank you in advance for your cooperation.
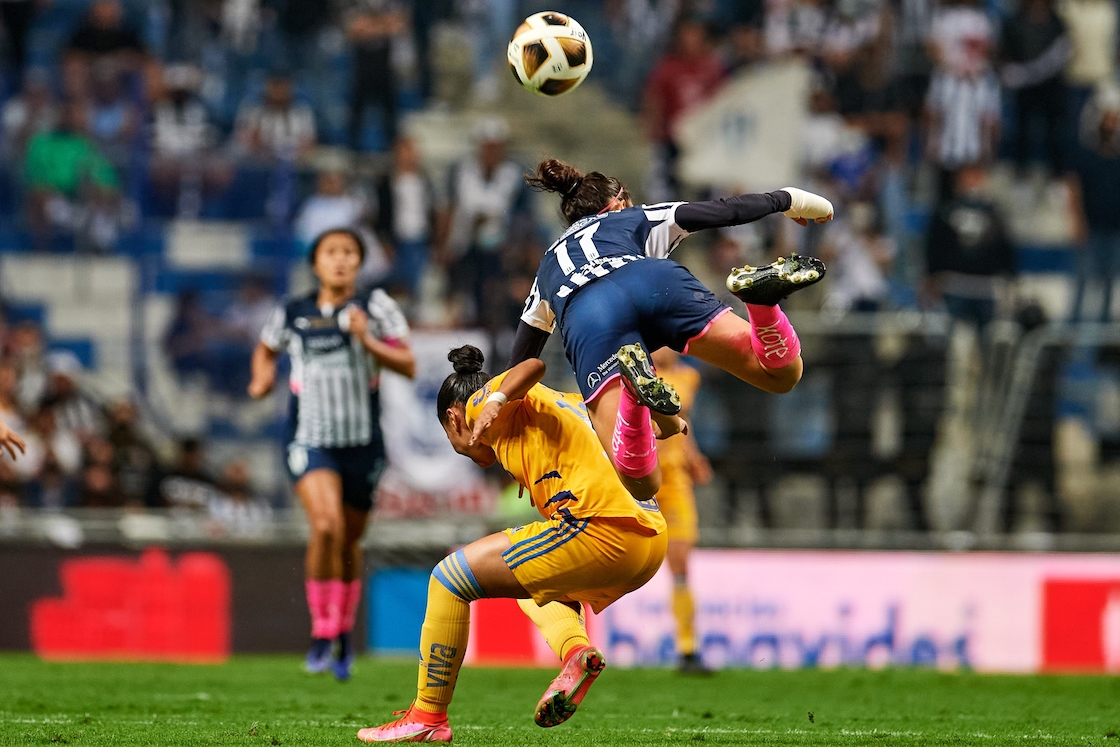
[0,0,1116,530]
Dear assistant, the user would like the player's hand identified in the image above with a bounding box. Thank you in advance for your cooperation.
[781,187,834,225]
[688,453,713,485]
[347,307,370,339]
[247,377,273,399]
[0,421,26,461]
[469,400,504,446]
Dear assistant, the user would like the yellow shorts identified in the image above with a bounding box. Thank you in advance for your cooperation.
[657,477,698,544]
[502,517,667,614]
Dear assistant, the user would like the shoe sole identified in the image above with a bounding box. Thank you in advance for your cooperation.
[616,345,681,416]
[726,255,826,305]
[535,648,606,728]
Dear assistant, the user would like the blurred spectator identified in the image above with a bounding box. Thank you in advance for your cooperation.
[1068,86,1120,323]
[42,351,106,442]
[1000,0,1070,178]
[459,0,516,102]
[79,436,119,507]
[440,118,532,329]
[1,68,58,163]
[924,165,1016,328]
[377,135,439,298]
[21,407,82,508]
[9,319,45,411]
[823,0,909,165]
[85,61,140,168]
[723,21,766,73]
[346,0,407,151]
[820,201,895,312]
[1057,0,1118,131]
[765,0,828,56]
[643,18,726,199]
[62,0,150,99]
[224,275,276,345]
[22,100,122,252]
[0,360,27,446]
[233,74,316,161]
[148,438,222,510]
[107,401,158,507]
[150,64,232,218]
[923,68,1001,204]
[163,290,213,382]
[604,0,682,106]
[925,0,999,202]
[928,0,993,77]
[293,166,391,284]
[0,0,41,86]
[208,459,271,536]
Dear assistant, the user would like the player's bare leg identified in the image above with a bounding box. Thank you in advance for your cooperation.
[296,470,346,674]
[686,255,826,393]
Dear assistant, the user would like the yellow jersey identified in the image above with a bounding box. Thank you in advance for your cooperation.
[466,373,665,535]
[655,364,701,474]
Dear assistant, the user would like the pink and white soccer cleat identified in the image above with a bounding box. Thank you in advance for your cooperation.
[534,645,606,728]
[356,706,452,743]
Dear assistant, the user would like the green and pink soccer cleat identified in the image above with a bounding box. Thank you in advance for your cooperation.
[356,706,452,743]
[534,645,606,728]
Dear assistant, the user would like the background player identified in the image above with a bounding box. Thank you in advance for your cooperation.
[248,228,416,681]
[356,346,666,743]
[650,347,712,674]
[510,158,833,504]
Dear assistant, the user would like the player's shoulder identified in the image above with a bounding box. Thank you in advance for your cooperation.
[281,293,318,323]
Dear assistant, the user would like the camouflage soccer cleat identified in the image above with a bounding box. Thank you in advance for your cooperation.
[726,254,826,306]
[616,344,681,417]
[534,646,606,728]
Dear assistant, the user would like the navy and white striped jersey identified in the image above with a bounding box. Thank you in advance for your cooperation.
[260,288,409,448]
[521,202,690,332]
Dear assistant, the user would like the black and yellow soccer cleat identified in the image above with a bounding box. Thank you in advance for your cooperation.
[616,343,681,416]
[726,254,826,306]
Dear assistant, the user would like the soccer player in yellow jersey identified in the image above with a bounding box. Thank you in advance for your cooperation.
[357,346,667,743]
[650,348,713,674]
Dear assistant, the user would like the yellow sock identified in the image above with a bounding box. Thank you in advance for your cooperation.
[672,577,696,656]
[415,552,480,714]
[517,599,589,660]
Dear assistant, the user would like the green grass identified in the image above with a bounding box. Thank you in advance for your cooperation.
[0,654,1118,746]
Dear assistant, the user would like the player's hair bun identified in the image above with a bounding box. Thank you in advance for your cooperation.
[448,345,485,375]
[528,158,584,197]
[527,157,630,225]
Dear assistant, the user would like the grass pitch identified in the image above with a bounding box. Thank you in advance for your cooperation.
[0,654,1117,746]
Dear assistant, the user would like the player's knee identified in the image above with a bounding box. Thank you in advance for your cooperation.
[309,514,343,544]
[623,473,660,502]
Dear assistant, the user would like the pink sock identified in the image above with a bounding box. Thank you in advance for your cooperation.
[306,579,333,640]
[340,579,362,634]
[611,385,659,479]
[325,579,346,639]
[746,303,801,368]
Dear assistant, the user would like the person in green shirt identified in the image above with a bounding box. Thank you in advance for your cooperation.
[24,101,120,251]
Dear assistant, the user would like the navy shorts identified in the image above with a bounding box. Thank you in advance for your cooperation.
[285,441,386,512]
[559,259,729,401]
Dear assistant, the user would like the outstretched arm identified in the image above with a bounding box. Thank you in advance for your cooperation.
[674,187,833,232]
[469,358,547,445]
[248,342,279,399]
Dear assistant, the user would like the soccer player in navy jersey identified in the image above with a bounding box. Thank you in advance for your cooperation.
[511,159,833,502]
[248,228,416,680]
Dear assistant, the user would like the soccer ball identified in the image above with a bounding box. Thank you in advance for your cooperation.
[507,11,593,97]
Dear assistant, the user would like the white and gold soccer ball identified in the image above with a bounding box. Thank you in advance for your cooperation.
[507,11,593,97]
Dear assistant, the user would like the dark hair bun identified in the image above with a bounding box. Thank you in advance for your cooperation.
[448,345,485,375]
[528,158,585,198]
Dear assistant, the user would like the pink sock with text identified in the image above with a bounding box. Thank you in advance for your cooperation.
[746,303,801,368]
[612,385,659,478]
[325,579,346,640]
